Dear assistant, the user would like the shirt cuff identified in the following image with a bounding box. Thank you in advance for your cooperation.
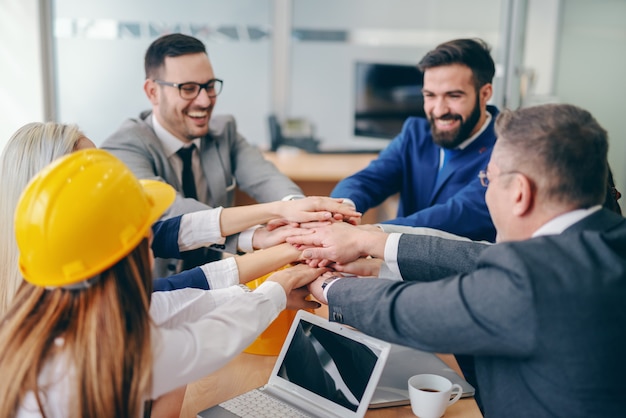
[322,277,343,301]
[178,207,226,251]
[383,233,402,279]
[238,225,262,253]
[200,257,239,289]
[252,281,286,311]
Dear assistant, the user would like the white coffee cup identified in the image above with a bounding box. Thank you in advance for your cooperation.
[408,373,463,418]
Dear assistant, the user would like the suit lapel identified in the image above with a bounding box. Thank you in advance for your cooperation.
[428,132,494,205]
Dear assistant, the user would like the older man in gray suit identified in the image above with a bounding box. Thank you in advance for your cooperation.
[103,34,303,273]
[289,104,626,417]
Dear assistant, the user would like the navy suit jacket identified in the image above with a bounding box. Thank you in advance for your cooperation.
[331,106,499,242]
[151,215,209,292]
[327,209,626,417]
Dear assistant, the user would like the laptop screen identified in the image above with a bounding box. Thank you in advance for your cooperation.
[275,319,381,412]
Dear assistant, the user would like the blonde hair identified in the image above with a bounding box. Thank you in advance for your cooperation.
[0,122,84,316]
[0,239,154,417]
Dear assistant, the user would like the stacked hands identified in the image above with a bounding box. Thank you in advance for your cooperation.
[258,196,386,307]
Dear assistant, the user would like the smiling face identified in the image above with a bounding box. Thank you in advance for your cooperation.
[145,52,217,143]
[422,64,492,149]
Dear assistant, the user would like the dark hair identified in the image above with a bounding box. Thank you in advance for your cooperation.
[418,38,495,89]
[144,33,207,79]
[604,167,622,215]
[494,104,609,209]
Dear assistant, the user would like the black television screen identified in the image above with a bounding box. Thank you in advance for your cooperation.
[354,62,425,139]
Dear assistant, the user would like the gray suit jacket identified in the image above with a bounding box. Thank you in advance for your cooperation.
[327,209,626,417]
[102,112,303,275]
[102,111,302,218]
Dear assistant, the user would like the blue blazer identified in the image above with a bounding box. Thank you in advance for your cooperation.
[331,106,499,242]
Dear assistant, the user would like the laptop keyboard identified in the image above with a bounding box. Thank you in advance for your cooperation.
[220,389,312,418]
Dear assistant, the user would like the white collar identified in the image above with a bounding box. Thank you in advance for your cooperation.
[532,205,602,237]
[152,114,202,158]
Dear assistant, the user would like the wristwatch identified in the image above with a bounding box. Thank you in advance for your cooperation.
[321,276,341,290]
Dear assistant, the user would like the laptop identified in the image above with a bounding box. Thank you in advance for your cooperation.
[198,310,391,418]
[370,343,475,408]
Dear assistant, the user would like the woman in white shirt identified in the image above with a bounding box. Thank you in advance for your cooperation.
[0,149,328,417]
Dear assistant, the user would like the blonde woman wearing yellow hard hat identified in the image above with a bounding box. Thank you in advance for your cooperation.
[0,149,328,417]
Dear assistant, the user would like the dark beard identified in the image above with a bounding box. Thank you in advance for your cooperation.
[429,96,482,149]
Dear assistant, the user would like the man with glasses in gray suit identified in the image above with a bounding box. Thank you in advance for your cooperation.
[103,33,304,274]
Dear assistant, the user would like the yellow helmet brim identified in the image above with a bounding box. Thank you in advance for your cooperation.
[139,179,176,232]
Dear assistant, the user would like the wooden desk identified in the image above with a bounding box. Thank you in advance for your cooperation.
[181,349,482,418]
[235,151,398,224]
[262,151,379,184]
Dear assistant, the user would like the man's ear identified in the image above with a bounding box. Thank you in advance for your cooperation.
[511,174,534,217]
[144,79,159,105]
[479,83,493,106]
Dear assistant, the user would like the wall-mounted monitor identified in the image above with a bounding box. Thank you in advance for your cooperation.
[354,62,425,139]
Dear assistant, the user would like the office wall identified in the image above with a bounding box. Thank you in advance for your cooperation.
[53,0,272,146]
[555,0,626,192]
[0,0,45,151]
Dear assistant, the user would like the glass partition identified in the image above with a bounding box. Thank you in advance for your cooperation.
[52,0,273,146]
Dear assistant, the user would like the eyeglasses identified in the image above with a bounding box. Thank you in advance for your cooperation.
[153,79,223,100]
[478,170,522,187]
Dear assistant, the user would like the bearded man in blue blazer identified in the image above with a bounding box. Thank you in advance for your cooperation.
[332,38,498,242]
[296,104,626,417]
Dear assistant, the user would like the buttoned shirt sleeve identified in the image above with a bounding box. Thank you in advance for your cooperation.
[237,226,262,253]
[178,208,226,252]
[150,281,286,398]
[199,256,240,289]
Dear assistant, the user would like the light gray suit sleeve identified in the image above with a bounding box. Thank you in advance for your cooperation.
[327,243,536,356]
[215,116,303,203]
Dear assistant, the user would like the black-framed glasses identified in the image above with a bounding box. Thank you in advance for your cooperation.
[153,79,223,100]
[478,169,522,187]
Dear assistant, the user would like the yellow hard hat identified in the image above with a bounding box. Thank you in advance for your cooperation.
[15,149,175,288]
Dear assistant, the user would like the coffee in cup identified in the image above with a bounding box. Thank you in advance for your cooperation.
[408,373,463,418]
